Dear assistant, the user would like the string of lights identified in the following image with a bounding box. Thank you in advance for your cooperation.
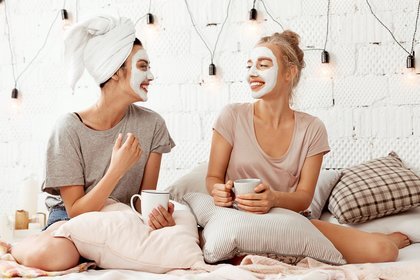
[366,0,420,68]
[3,0,419,101]
[184,0,232,76]
[259,0,284,31]
[4,0,66,99]
[135,0,153,25]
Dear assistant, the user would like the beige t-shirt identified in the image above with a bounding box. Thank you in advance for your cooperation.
[213,103,330,192]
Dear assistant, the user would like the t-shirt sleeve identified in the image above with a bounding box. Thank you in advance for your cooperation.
[43,115,85,195]
[150,116,175,154]
[213,104,236,146]
[307,118,330,157]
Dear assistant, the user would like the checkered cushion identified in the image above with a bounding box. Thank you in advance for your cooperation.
[328,152,420,224]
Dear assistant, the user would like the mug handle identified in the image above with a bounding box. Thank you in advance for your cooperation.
[130,194,143,221]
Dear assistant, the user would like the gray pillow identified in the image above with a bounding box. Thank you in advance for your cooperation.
[309,169,342,219]
[183,193,346,265]
[163,162,208,203]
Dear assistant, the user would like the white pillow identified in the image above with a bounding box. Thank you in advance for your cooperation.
[53,201,204,273]
[309,169,342,219]
[321,207,420,243]
[164,162,208,203]
[183,193,346,265]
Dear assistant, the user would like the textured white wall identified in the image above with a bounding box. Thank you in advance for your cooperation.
[0,0,419,215]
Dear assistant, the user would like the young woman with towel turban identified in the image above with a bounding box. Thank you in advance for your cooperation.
[1,15,175,271]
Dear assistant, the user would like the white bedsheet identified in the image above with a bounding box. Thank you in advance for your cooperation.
[31,209,420,280]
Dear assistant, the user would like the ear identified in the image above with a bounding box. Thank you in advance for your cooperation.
[111,68,125,82]
[286,65,298,83]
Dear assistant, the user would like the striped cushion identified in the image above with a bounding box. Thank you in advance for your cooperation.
[328,152,420,224]
[183,193,346,265]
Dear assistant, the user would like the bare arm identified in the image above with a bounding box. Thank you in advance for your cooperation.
[272,153,323,211]
[134,152,162,211]
[61,133,141,218]
[206,130,235,206]
[140,152,175,230]
[236,153,324,213]
[140,152,162,191]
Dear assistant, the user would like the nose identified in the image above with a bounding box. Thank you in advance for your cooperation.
[248,65,258,77]
[147,70,154,81]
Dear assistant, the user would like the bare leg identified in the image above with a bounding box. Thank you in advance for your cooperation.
[374,232,411,249]
[311,219,399,264]
[10,221,80,271]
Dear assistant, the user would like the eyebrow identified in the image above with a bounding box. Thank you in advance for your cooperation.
[137,59,149,64]
[247,57,273,63]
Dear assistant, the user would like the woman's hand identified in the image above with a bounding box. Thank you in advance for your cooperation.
[0,240,11,254]
[109,133,142,177]
[235,183,276,214]
[148,202,175,230]
[211,180,234,207]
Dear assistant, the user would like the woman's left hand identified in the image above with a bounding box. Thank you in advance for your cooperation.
[148,202,176,230]
[235,183,276,214]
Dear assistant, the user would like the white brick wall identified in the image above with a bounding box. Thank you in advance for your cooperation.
[0,0,419,214]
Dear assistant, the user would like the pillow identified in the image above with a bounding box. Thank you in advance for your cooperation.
[53,201,204,273]
[328,152,420,224]
[164,162,208,203]
[309,169,342,219]
[320,207,420,243]
[183,193,346,265]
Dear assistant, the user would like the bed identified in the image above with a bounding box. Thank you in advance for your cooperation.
[4,154,420,280]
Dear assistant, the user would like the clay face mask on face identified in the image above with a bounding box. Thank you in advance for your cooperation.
[130,49,154,101]
[247,47,278,99]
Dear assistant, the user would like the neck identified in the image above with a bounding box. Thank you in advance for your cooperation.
[254,92,293,129]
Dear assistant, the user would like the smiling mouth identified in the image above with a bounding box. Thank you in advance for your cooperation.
[249,81,265,91]
[140,84,149,92]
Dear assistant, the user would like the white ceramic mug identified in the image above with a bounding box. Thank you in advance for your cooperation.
[130,190,170,224]
[233,178,262,196]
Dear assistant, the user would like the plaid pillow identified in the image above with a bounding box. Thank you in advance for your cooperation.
[328,152,420,224]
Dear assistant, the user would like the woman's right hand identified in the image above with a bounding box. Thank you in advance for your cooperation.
[109,133,142,177]
[211,180,234,207]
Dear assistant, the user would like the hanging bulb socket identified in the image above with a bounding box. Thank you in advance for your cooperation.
[321,50,330,63]
[61,9,68,20]
[11,88,18,99]
[209,63,216,76]
[406,54,415,69]
[249,8,257,21]
[146,13,154,24]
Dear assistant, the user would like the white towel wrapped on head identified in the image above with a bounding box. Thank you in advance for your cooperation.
[64,15,136,89]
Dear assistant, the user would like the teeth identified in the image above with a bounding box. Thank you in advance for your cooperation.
[250,82,264,86]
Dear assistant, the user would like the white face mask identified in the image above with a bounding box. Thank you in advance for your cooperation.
[130,49,154,101]
[246,47,278,99]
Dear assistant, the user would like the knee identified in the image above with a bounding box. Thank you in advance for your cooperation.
[23,237,79,271]
[369,239,398,263]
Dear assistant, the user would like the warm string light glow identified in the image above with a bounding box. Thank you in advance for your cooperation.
[366,0,420,70]
[184,0,232,77]
[3,0,420,103]
[4,0,67,102]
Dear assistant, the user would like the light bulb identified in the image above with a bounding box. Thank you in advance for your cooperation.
[146,13,154,25]
[61,9,71,30]
[202,75,222,93]
[319,63,332,78]
[249,8,257,21]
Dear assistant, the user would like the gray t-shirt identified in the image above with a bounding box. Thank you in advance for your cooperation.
[43,104,175,210]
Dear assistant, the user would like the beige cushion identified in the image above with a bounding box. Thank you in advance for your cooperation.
[53,201,204,273]
[183,193,346,265]
[309,169,342,219]
[164,162,208,203]
[328,152,420,224]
